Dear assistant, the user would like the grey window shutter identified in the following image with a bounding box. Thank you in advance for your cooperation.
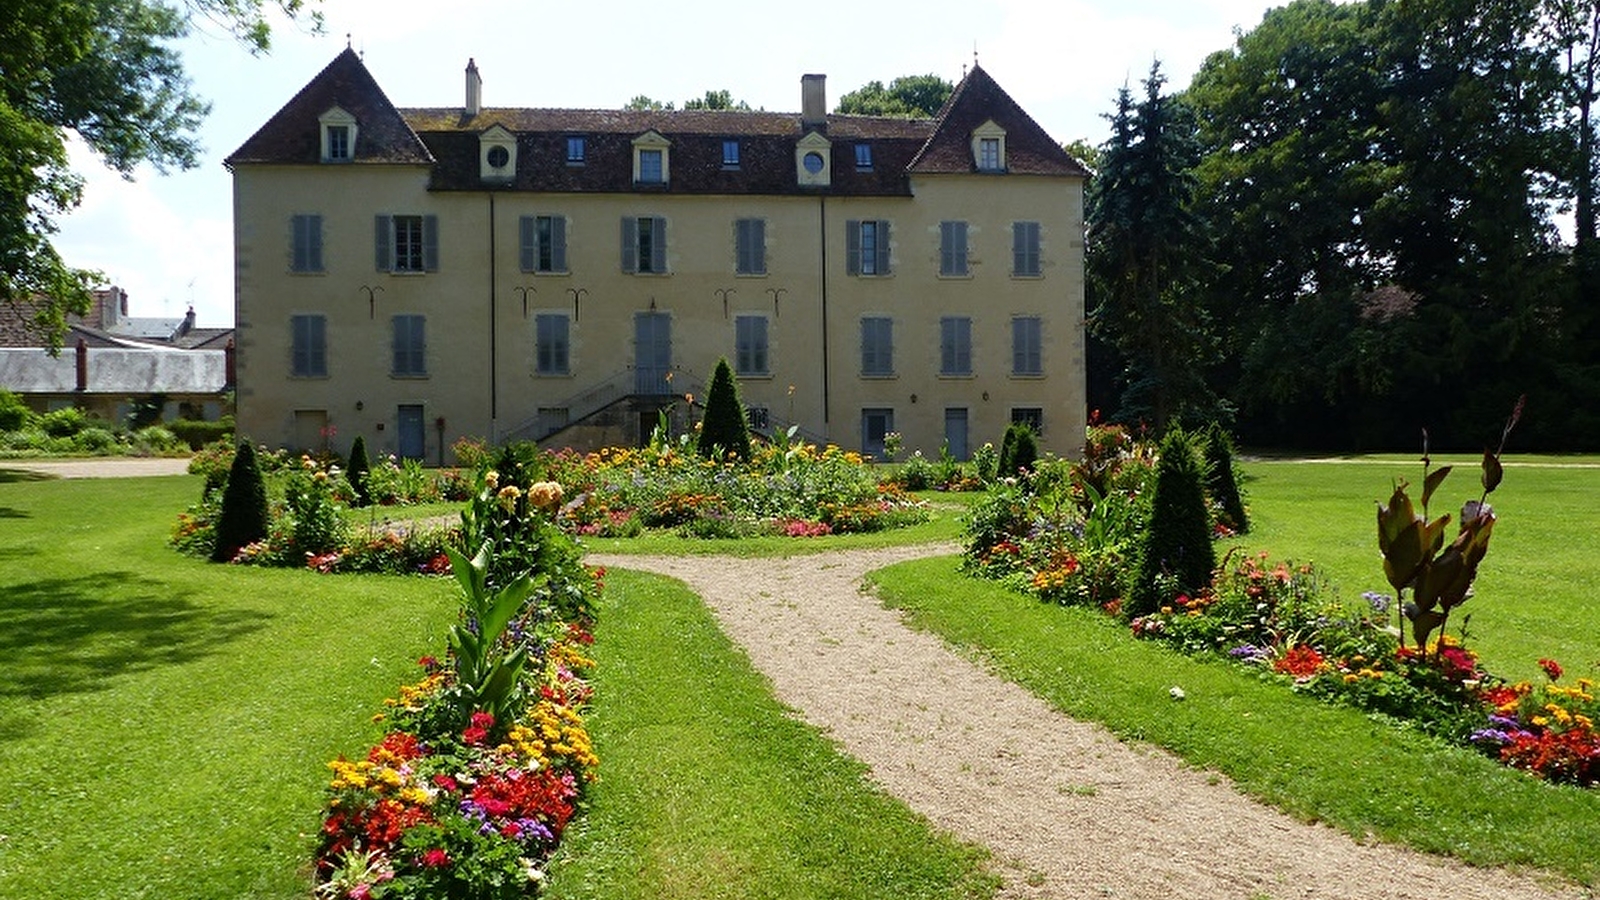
[309,215,323,272]
[375,215,392,271]
[751,218,765,274]
[845,220,861,275]
[875,220,891,274]
[735,219,749,273]
[940,222,957,275]
[519,216,536,272]
[621,217,637,273]
[422,215,439,271]
[551,216,567,271]
[953,221,966,274]
[651,216,667,273]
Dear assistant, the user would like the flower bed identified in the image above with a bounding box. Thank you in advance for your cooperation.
[960,416,1597,788]
[314,467,604,898]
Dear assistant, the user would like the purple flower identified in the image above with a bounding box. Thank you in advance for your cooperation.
[1488,714,1520,729]
[1362,592,1392,614]
[1470,728,1512,745]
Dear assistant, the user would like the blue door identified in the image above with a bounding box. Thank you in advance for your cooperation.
[397,404,425,460]
[634,312,672,395]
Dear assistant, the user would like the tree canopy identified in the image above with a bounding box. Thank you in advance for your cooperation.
[835,75,953,118]
[0,0,320,351]
[624,90,753,111]
[1088,0,1600,449]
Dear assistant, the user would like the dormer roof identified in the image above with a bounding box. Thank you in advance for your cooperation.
[908,64,1087,177]
[225,47,433,167]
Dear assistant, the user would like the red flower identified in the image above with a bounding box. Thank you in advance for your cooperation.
[420,847,451,868]
[432,773,458,792]
[462,725,488,746]
[1539,658,1564,682]
[1274,645,1326,678]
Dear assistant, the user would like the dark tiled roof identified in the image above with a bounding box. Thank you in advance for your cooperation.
[226,47,432,167]
[229,52,1083,193]
[910,65,1087,177]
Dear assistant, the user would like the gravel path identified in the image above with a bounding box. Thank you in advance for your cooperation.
[0,457,191,478]
[588,544,1588,900]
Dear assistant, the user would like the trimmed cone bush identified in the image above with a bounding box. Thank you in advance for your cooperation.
[211,440,269,562]
[1130,427,1214,616]
[998,422,1038,477]
[347,435,372,508]
[698,357,752,461]
[1203,423,1248,533]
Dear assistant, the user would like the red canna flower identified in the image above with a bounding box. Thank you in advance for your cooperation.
[1538,658,1564,682]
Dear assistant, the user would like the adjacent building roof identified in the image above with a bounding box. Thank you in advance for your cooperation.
[226,52,1087,195]
[0,347,229,395]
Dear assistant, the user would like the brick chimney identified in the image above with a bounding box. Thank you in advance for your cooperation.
[75,339,88,392]
[801,74,826,128]
[465,58,482,117]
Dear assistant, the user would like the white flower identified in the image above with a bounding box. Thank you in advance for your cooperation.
[1169,686,1186,701]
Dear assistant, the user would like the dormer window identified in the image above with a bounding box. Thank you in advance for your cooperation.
[318,107,359,163]
[794,131,832,187]
[567,136,586,164]
[478,124,516,184]
[971,120,1007,172]
[722,139,741,168]
[632,131,671,185]
[855,143,873,171]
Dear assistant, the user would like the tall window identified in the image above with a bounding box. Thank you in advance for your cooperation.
[391,315,426,376]
[939,221,968,276]
[862,408,894,458]
[638,148,664,184]
[1012,315,1042,376]
[291,214,323,273]
[861,316,893,376]
[566,136,586,164]
[1013,221,1041,277]
[375,215,438,273]
[735,218,766,275]
[944,408,970,460]
[622,216,667,273]
[978,137,1002,171]
[326,125,350,161]
[940,316,972,375]
[735,314,769,376]
[520,215,568,273]
[847,219,891,276]
[722,140,741,168]
[535,313,570,375]
[291,314,326,377]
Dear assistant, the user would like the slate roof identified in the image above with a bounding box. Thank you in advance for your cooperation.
[0,347,229,395]
[228,53,1086,195]
[226,47,432,167]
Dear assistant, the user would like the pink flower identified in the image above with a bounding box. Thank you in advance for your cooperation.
[349,885,370,900]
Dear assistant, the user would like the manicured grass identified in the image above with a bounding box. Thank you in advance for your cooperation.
[543,569,996,900]
[871,556,1600,886]
[0,472,457,899]
[1237,456,1600,680]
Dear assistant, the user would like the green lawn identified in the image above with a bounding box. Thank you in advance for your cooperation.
[0,471,458,899]
[1238,455,1600,679]
[544,570,995,899]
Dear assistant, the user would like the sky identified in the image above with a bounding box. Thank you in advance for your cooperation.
[52,0,1278,327]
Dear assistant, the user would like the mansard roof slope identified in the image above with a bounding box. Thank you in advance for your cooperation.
[225,47,433,167]
[910,64,1087,177]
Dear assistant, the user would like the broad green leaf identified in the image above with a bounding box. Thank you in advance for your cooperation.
[1421,465,1452,510]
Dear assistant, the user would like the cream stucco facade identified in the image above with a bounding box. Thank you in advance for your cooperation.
[228,51,1086,463]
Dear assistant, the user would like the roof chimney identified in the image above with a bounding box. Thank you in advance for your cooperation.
[180,306,195,336]
[75,339,88,392]
[465,58,482,116]
[801,74,826,128]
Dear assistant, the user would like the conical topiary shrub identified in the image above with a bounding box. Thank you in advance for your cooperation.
[697,357,752,461]
[212,440,270,562]
[1129,427,1215,616]
[1203,423,1248,534]
[997,421,1038,478]
[347,435,372,508]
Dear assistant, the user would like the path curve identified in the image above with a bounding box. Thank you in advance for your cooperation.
[588,544,1587,900]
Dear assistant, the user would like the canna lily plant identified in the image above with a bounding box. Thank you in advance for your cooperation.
[1376,396,1523,655]
[445,540,543,724]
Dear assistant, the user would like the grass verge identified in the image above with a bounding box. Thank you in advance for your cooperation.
[544,568,996,900]
[0,474,457,899]
[871,555,1600,886]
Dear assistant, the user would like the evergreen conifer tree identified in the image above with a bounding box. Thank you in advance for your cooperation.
[347,435,372,508]
[1130,427,1215,615]
[212,440,269,562]
[1203,423,1248,533]
[697,358,752,460]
